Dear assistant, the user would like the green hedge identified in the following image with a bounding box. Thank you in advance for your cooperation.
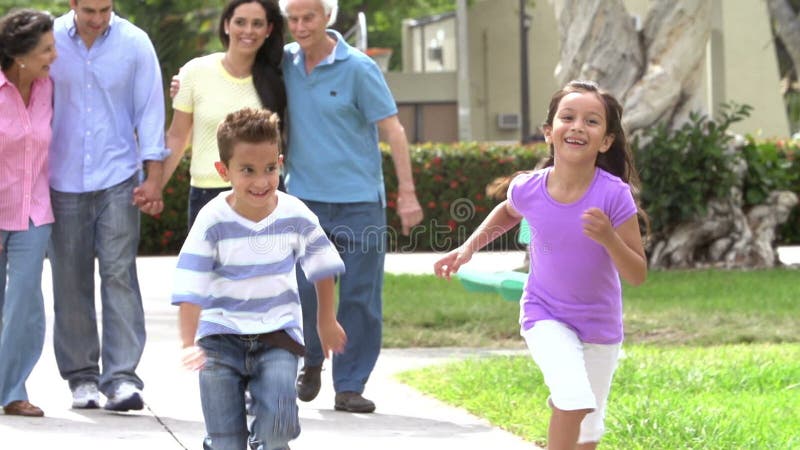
[382,142,548,252]
[140,155,191,255]
[139,137,800,255]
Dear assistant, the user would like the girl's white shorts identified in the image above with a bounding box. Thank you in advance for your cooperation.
[522,320,621,443]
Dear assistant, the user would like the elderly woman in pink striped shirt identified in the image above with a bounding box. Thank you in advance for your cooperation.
[0,8,57,418]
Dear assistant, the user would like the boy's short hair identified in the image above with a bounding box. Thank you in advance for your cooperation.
[216,108,281,164]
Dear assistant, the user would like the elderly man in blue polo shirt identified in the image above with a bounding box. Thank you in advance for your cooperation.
[48,0,166,412]
[279,0,423,413]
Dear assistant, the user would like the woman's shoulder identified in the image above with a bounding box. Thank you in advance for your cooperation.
[182,53,224,71]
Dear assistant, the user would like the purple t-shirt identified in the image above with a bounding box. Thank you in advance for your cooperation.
[508,167,637,344]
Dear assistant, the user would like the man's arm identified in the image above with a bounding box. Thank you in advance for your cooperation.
[130,31,167,215]
[377,115,423,235]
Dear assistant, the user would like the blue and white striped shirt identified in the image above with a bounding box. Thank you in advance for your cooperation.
[172,191,345,345]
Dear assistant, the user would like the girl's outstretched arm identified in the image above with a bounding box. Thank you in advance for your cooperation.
[433,200,522,279]
[582,208,647,285]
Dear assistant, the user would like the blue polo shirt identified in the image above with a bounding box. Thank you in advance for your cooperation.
[282,30,397,204]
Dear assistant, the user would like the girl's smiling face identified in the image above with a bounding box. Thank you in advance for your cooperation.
[544,91,615,165]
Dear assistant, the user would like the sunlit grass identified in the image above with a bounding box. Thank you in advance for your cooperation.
[398,344,800,449]
[386,269,800,448]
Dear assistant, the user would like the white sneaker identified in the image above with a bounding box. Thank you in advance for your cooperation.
[72,383,101,409]
[104,382,143,412]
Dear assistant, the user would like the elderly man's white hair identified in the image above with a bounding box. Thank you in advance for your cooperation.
[279,0,339,26]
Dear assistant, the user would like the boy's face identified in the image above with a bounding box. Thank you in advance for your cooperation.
[215,140,282,222]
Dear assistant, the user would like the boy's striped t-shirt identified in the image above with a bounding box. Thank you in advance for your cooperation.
[171,191,345,345]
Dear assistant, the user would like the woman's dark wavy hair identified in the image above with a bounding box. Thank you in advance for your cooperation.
[0,8,54,71]
[218,0,287,121]
[540,80,650,235]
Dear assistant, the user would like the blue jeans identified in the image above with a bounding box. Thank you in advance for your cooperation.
[296,201,386,394]
[49,175,146,395]
[198,334,300,450]
[0,221,51,405]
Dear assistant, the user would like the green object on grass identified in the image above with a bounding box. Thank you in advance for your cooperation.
[455,267,527,301]
[518,218,531,245]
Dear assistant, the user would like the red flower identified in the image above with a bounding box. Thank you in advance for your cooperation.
[432,156,442,165]
[475,193,484,201]
[427,201,437,209]
[387,200,396,209]
[447,220,457,231]
[449,180,459,189]
[433,174,444,182]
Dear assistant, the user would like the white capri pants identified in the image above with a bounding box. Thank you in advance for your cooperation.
[522,320,621,443]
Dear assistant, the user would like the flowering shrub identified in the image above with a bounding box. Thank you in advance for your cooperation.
[139,154,191,255]
[741,137,800,244]
[382,142,548,252]
[138,138,799,255]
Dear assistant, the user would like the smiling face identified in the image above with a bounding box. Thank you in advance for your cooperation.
[285,0,330,53]
[544,91,615,167]
[18,30,57,79]
[224,1,272,56]
[215,140,282,222]
[70,0,112,46]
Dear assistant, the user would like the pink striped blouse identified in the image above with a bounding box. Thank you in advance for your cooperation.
[0,71,54,231]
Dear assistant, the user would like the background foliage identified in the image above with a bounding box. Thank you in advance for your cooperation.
[140,135,800,255]
[633,103,751,239]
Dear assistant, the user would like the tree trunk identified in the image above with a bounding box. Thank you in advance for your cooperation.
[767,0,800,78]
[554,0,711,133]
[647,141,799,269]
[552,0,796,269]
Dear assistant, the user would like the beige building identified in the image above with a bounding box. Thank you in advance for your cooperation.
[383,0,790,143]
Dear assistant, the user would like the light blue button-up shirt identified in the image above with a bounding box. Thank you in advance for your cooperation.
[50,11,167,193]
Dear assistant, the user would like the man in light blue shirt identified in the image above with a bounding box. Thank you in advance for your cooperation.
[280,0,423,414]
[48,0,166,412]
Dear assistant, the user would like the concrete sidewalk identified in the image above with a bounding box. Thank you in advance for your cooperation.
[0,252,535,449]
[6,247,798,449]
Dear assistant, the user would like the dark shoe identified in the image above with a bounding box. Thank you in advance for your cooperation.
[104,382,143,412]
[334,392,375,413]
[4,400,44,417]
[296,365,322,402]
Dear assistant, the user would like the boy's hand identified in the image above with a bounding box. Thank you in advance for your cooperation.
[181,345,206,371]
[318,318,347,359]
[433,247,473,280]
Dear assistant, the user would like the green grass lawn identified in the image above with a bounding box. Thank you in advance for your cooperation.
[383,269,800,449]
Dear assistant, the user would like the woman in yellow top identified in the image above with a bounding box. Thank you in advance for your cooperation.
[162,0,286,227]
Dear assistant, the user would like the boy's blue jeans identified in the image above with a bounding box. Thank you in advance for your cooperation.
[198,334,300,450]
